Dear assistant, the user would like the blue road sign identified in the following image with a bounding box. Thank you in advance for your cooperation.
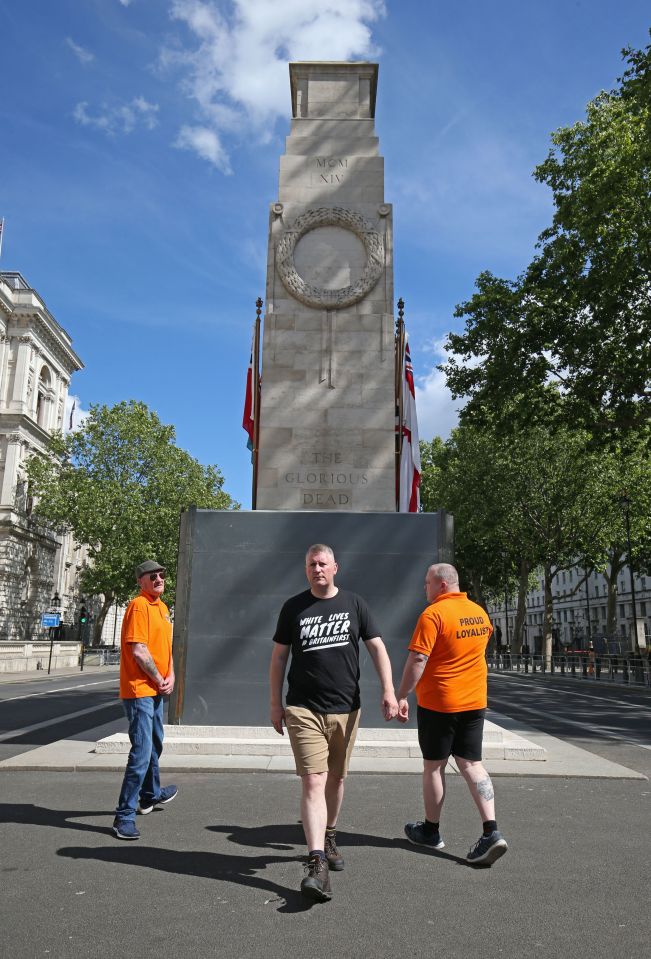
[41,613,61,628]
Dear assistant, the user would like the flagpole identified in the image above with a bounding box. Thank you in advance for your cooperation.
[395,297,405,510]
[0,218,4,260]
[251,297,262,510]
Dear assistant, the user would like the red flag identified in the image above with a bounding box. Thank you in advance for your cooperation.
[399,336,421,512]
[242,328,255,451]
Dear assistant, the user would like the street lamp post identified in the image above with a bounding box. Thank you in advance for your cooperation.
[584,566,592,646]
[504,584,510,653]
[47,591,61,675]
[78,598,88,672]
[621,493,640,654]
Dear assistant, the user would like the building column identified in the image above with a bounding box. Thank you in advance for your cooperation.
[12,336,32,413]
[0,333,9,403]
[0,432,22,507]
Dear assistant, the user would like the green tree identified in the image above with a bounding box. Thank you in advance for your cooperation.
[420,421,622,660]
[26,401,238,643]
[443,38,651,435]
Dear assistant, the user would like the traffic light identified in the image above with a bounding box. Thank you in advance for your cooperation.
[80,605,88,625]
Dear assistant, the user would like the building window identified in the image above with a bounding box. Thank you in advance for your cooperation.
[641,602,647,616]
[619,603,625,618]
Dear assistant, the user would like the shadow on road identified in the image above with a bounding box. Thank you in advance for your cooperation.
[207,822,473,867]
[0,802,114,837]
[57,844,314,913]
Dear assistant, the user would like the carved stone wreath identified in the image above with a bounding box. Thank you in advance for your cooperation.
[276,206,384,309]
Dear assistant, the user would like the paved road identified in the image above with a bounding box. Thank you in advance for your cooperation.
[0,669,649,957]
[488,672,651,777]
[0,669,122,762]
[1,770,649,959]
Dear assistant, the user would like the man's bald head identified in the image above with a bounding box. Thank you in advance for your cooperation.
[425,563,460,602]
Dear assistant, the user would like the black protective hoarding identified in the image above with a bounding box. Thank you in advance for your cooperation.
[169,509,454,727]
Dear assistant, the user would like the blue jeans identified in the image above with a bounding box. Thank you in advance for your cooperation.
[115,695,164,823]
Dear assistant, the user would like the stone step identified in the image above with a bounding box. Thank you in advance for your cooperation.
[95,721,546,762]
[153,723,502,743]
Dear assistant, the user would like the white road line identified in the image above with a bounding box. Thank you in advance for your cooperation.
[0,679,117,705]
[491,674,651,711]
[0,699,121,743]
[488,698,651,750]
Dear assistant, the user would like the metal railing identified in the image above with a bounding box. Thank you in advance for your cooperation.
[79,647,120,668]
[487,652,651,687]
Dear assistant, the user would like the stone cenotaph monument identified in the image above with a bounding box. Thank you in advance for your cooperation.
[167,63,453,726]
[255,61,395,512]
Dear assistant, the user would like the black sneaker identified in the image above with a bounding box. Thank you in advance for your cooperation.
[113,820,140,840]
[404,821,445,849]
[467,830,508,865]
[324,831,344,871]
[138,785,178,815]
[300,855,332,902]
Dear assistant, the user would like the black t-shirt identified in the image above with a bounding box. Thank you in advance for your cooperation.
[272,588,381,714]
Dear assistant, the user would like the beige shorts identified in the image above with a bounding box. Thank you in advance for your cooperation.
[284,706,361,778]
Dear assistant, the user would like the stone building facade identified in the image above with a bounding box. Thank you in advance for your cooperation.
[0,271,83,643]
[488,565,651,654]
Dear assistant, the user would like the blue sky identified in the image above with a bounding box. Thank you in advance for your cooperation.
[1,0,649,507]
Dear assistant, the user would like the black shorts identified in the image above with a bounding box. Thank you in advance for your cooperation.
[417,706,486,761]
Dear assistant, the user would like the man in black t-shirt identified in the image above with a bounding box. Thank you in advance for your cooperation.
[270,543,399,903]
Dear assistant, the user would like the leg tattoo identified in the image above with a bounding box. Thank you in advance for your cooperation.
[476,777,494,801]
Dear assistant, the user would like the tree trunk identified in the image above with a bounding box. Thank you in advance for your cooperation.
[513,557,530,653]
[470,571,488,612]
[93,591,115,646]
[543,563,554,667]
[603,550,625,637]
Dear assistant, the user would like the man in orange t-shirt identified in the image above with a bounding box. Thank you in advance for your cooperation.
[396,563,508,866]
[113,559,177,841]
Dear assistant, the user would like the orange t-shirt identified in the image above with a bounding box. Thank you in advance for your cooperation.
[119,592,173,699]
[409,591,492,712]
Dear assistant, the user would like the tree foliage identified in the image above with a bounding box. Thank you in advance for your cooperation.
[26,401,237,641]
[442,38,651,435]
[420,417,651,654]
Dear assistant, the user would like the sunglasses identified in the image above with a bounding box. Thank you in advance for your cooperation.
[148,572,166,581]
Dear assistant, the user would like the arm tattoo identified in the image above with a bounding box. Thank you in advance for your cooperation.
[476,777,494,801]
[133,645,161,683]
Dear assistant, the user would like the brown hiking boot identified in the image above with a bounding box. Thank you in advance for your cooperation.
[324,831,344,871]
[300,855,332,902]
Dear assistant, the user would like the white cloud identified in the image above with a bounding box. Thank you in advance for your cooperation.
[73,97,159,135]
[165,0,385,168]
[414,338,461,442]
[175,124,232,172]
[66,37,94,64]
[118,0,133,6]
[65,394,89,434]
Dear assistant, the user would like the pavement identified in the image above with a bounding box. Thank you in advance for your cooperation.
[1,666,648,958]
[0,707,644,779]
[0,664,646,779]
[1,769,649,959]
[0,665,94,683]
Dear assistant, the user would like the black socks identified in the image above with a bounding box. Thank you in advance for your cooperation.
[483,820,497,836]
[422,819,439,836]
